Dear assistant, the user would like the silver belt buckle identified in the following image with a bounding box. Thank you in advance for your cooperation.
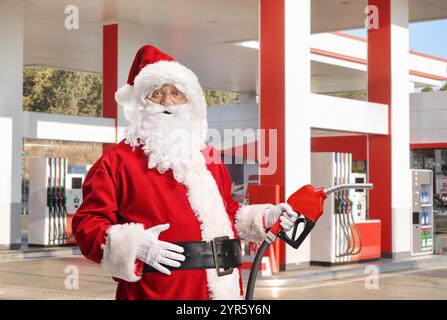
[212,236,233,277]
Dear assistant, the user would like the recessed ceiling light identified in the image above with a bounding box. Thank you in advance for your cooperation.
[227,40,259,50]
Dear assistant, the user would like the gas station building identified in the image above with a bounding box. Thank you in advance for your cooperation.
[1,0,447,272]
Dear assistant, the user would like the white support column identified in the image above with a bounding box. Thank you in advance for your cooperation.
[0,1,24,249]
[284,0,312,267]
[116,22,144,141]
[391,0,411,255]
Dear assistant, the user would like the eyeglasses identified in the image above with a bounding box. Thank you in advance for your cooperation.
[146,85,188,105]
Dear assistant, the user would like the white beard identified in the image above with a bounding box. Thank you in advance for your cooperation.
[124,100,206,183]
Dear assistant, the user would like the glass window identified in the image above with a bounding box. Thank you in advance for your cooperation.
[412,149,447,214]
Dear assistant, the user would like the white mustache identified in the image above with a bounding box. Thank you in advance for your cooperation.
[140,99,189,116]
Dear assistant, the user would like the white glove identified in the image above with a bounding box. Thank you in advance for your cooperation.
[264,203,299,232]
[136,223,185,275]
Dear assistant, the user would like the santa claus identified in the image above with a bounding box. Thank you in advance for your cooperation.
[73,45,298,300]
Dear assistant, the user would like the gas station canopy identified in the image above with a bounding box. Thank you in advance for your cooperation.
[24,0,447,93]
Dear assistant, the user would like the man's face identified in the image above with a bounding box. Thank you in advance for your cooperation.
[146,84,188,106]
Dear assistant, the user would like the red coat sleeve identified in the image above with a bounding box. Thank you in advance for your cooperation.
[72,154,119,264]
[73,151,145,282]
[73,149,146,282]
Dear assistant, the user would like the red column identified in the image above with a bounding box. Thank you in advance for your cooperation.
[259,0,286,270]
[367,0,392,256]
[102,24,118,154]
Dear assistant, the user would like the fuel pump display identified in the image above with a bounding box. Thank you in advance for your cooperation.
[65,174,85,244]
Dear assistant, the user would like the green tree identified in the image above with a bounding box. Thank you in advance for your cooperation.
[23,66,102,116]
[24,67,243,115]
[204,88,240,106]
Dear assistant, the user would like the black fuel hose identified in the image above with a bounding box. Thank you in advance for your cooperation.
[245,240,271,300]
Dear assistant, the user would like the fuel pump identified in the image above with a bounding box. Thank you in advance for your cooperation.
[245,182,373,300]
[29,157,69,246]
[308,152,380,265]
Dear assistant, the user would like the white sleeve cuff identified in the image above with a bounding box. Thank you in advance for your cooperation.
[234,204,274,243]
[100,223,146,282]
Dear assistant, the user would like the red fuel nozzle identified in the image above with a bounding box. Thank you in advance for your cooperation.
[269,184,327,236]
[287,184,327,223]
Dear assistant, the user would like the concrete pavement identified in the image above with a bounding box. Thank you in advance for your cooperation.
[253,265,447,300]
[0,254,446,300]
[0,256,115,300]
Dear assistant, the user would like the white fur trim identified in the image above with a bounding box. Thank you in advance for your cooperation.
[100,223,146,282]
[115,84,138,123]
[183,164,243,300]
[115,83,133,106]
[235,204,274,243]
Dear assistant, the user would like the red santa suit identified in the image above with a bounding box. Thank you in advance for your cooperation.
[72,45,273,300]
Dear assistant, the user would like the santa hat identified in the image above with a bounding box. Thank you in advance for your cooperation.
[115,45,207,135]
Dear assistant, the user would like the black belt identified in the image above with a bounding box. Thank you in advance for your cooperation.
[143,236,242,277]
